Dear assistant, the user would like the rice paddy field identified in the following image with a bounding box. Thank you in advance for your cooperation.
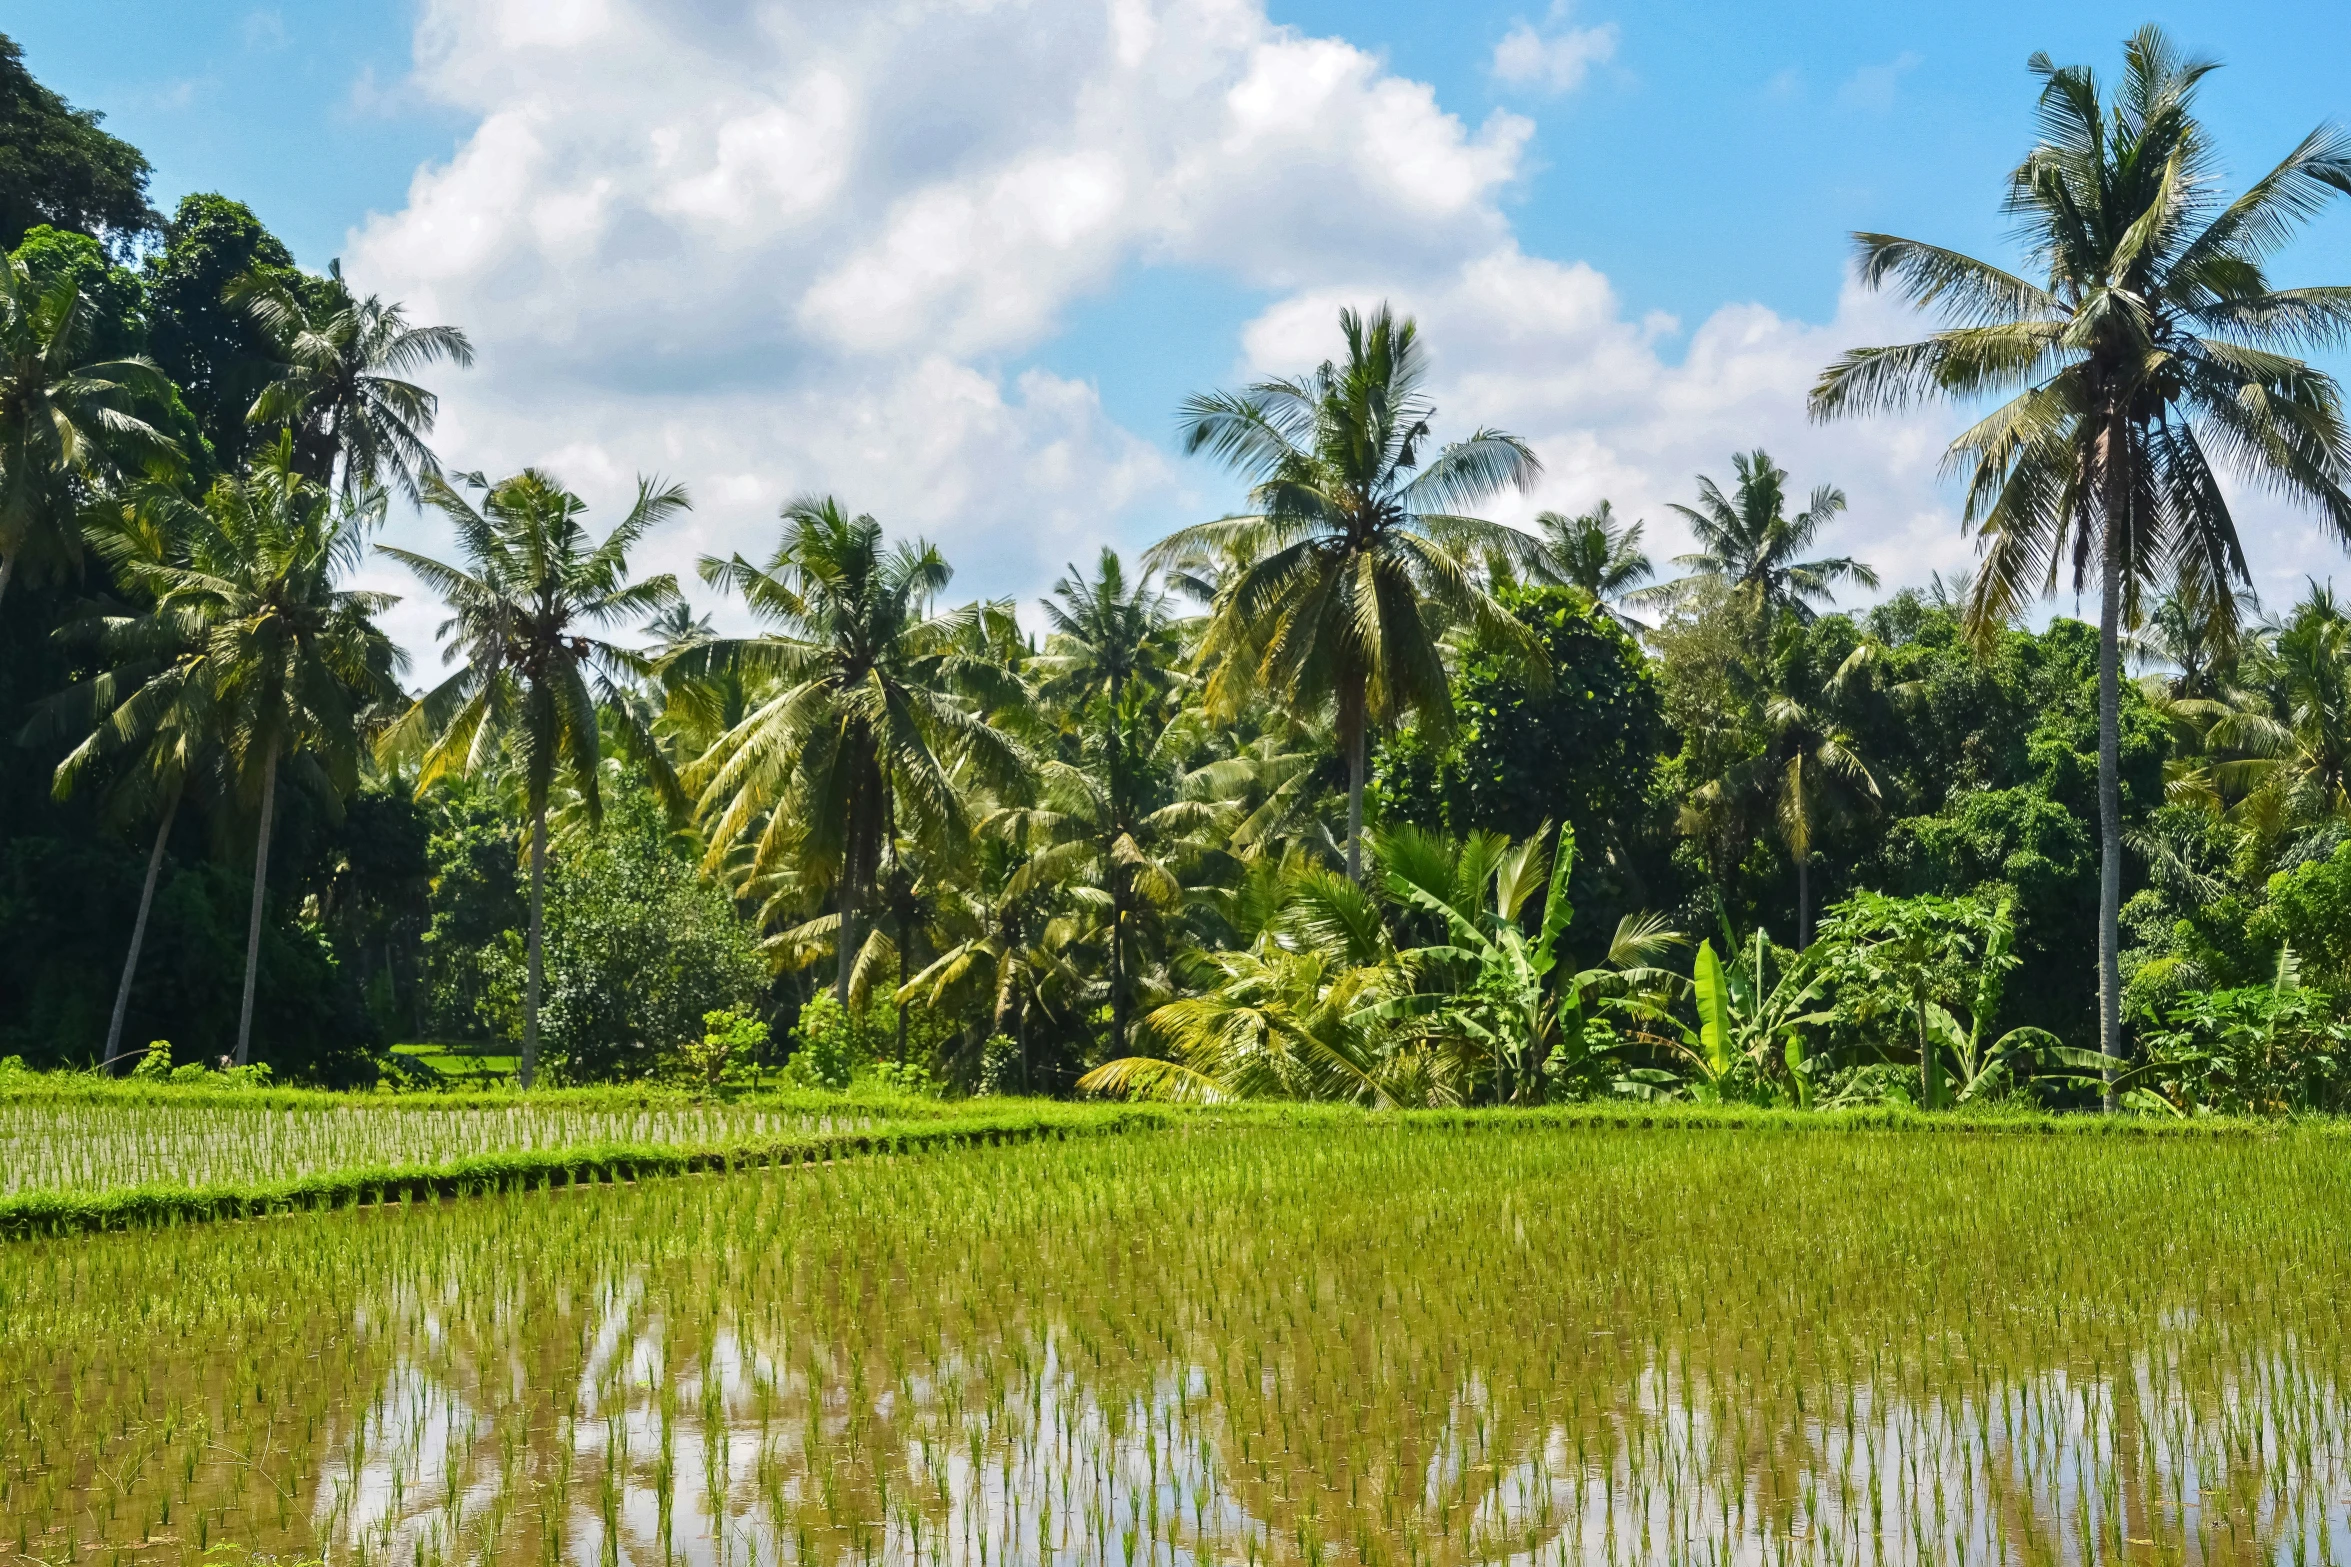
[0,1102,883,1198]
[8,1119,2351,1567]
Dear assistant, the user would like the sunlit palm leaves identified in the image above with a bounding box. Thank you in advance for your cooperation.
[231,260,473,504]
[1657,449,1875,628]
[1811,26,2351,1086]
[378,468,686,1087]
[110,437,403,1063]
[0,253,173,608]
[684,497,1031,1005]
[1152,303,1544,881]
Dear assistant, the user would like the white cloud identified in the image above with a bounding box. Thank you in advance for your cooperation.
[1237,253,1976,597]
[1837,51,1923,113]
[1491,3,1618,96]
[341,0,2344,667]
[346,0,1538,659]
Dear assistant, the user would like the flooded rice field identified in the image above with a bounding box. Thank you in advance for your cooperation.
[6,1123,2350,1565]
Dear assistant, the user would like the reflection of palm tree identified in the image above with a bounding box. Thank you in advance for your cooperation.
[1658,450,1876,628]
[1154,303,1544,882]
[1811,27,2351,1100]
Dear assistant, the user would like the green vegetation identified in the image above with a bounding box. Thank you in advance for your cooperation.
[5,27,2351,1125]
[6,1120,2351,1563]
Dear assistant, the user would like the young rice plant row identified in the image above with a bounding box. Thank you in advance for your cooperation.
[6,1124,2350,1566]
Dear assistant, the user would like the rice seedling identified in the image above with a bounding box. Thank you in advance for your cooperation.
[0,1102,871,1198]
[7,1122,2351,1565]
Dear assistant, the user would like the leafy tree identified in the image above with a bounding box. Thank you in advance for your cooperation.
[381,468,687,1089]
[108,437,403,1064]
[687,497,1027,1008]
[1377,822,1678,1104]
[1813,890,2054,1107]
[1028,549,1185,1054]
[479,786,765,1083]
[0,252,170,609]
[142,194,302,471]
[0,34,155,253]
[1375,583,1672,948]
[1085,867,1419,1105]
[1155,303,1543,882]
[2200,587,2351,839]
[230,260,473,502]
[23,494,222,1068]
[1812,26,2351,1101]
[1658,449,1876,627]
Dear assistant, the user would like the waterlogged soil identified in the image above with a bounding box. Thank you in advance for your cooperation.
[6,1125,2350,1566]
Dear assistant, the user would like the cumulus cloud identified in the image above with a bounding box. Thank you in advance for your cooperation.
[1236,254,1975,598]
[346,0,1536,650]
[1836,51,1923,113]
[340,0,2343,666]
[1490,4,1619,97]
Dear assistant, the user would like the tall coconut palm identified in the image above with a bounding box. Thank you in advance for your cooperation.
[0,254,172,609]
[231,261,472,504]
[1750,685,1883,950]
[1030,549,1185,1053]
[110,436,402,1064]
[1809,27,2351,1101]
[2201,585,2351,837]
[379,469,687,1089]
[1525,500,1657,626]
[1658,450,1877,628]
[687,497,1029,1007]
[24,486,219,1069]
[1152,304,1544,882]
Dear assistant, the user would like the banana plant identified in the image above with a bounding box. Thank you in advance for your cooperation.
[1374,822,1679,1103]
[1653,925,1834,1104]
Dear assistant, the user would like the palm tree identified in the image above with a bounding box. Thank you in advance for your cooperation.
[1030,549,1186,1053]
[1525,500,1656,625]
[1658,450,1876,629]
[1809,27,2351,1099]
[231,261,472,503]
[110,437,402,1064]
[21,492,218,1069]
[2201,585,2351,838]
[1751,685,1882,950]
[1152,304,1544,882]
[379,469,687,1089]
[0,254,172,610]
[687,497,1029,1007]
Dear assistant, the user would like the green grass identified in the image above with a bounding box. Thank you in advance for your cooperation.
[5,1119,2348,1565]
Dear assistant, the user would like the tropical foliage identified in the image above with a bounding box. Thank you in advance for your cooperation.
[10,27,2351,1118]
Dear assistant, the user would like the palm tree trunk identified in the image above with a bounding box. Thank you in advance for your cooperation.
[2096,500,2125,1115]
[836,835,860,1009]
[1796,853,1810,952]
[106,783,183,1071]
[234,751,279,1067]
[521,795,548,1091]
[1342,688,1369,883]
[1109,865,1128,1058]
[0,549,14,612]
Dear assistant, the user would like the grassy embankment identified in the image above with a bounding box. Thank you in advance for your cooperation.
[0,1068,2329,1239]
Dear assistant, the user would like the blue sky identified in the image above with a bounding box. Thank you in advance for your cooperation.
[19,1,2351,654]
